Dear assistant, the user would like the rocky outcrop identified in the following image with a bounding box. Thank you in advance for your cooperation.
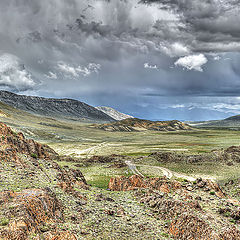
[93,118,193,132]
[85,154,127,168]
[0,122,89,239]
[152,151,216,163]
[137,190,240,240]
[0,188,73,240]
[56,166,89,194]
[43,231,77,240]
[108,175,181,193]
[222,146,240,163]
[108,175,231,201]
[0,122,57,164]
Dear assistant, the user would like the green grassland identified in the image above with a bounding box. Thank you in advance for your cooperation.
[0,103,239,187]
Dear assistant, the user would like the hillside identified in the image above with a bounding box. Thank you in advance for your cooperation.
[93,118,193,132]
[0,122,239,239]
[96,106,134,120]
[225,115,240,121]
[0,91,114,122]
[188,115,240,129]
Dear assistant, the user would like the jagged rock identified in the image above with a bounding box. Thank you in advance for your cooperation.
[196,178,226,198]
[43,230,77,240]
[108,175,182,192]
[0,189,65,239]
[0,122,57,164]
[137,190,240,240]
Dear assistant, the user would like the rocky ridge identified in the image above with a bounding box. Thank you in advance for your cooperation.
[93,118,192,132]
[109,174,240,239]
[0,91,114,122]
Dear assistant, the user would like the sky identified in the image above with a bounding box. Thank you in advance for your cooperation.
[0,0,240,121]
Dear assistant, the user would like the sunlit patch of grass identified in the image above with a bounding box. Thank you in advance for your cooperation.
[87,175,112,189]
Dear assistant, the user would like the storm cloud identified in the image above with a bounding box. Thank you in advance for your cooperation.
[0,0,239,120]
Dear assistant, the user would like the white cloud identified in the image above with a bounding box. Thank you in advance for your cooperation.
[0,53,36,91]
[58,63,79,77]
[174,54,208,72]
[213,56,221,61]
[45,71,57,79]
[58,62,101,78]
[144,63,158,70]
[161,42,190,57]
[170,104,185,108]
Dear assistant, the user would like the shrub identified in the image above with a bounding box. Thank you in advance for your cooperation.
[0,218,9,226]
[31,153,38,159]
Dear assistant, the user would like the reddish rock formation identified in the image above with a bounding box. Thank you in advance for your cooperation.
[43,230,77,240]
[0,122,57,164]
[108,175,181,193]
[0,188,73,240]
[138,190,240,240]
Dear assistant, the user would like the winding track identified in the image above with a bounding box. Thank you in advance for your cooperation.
[126,161,196,181]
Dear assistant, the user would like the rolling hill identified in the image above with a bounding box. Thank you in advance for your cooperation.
[92,118,193,132]
[188,114,240,129]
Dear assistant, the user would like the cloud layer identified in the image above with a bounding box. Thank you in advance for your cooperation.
[0,54,36,91]
[0,0,239,120]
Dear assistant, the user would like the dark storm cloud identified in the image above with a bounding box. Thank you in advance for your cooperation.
[141,0,240,53]
[0,0,239,120]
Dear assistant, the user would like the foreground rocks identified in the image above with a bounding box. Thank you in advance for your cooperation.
[136,188,240,240]
[109,175,240,239]
[0,122,239,239]
[0,122,88,239]
[0,188,78,240]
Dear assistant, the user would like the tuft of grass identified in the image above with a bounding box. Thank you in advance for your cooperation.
[0,218,9,226]
[31,153,38,159]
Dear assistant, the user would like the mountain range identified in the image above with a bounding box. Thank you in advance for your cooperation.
[0,91,115,122]
[187,114,240,129]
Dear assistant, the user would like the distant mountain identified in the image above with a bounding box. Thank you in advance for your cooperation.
[0,91,114,122]
[96,106,134,121]
[92,118,193,132]
[187,114,240,129]
[225,115,240,121]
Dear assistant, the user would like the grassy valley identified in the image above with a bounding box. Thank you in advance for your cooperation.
[0,100,240,239]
